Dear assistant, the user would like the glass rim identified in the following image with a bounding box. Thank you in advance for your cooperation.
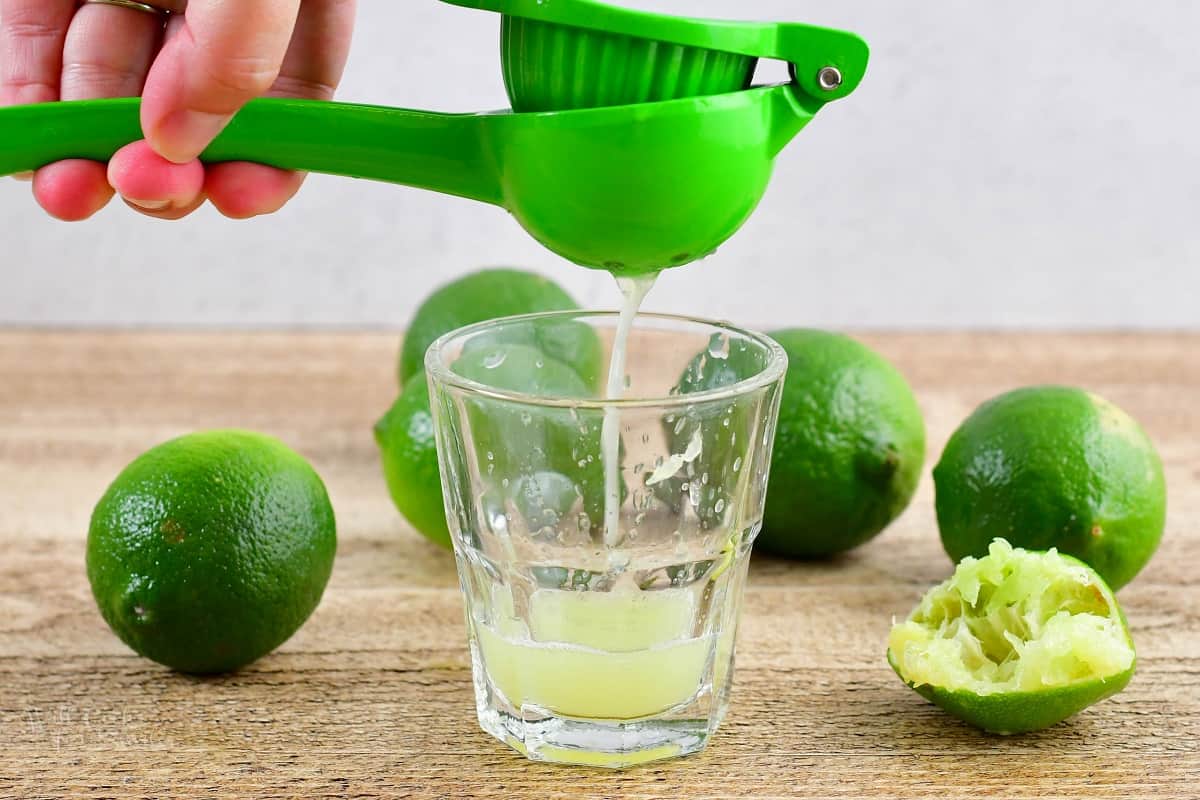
[424,310,788,410]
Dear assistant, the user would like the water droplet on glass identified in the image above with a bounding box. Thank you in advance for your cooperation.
[733,457,743,472]
[715,499,726,514]
[482,351,507,370]
[708,334,730,360]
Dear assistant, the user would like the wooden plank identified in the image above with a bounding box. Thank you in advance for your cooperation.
[0,331,1196,798]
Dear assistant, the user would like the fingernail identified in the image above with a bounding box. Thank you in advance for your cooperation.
[12,171,33,182]
[124,197,171,211]
[152,109,229,163]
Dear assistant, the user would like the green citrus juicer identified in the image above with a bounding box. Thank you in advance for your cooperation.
[0,0,868,274]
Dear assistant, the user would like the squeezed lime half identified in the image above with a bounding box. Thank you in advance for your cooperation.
[888,539,1135,734]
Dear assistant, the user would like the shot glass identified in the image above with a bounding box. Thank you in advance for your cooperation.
[425,311,787,767]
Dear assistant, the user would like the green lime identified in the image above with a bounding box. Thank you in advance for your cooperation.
[888,539,1136,734]
[451,340,592,398]
[757,329,925,558]
[934,386,1166,590]
[377,343,608,550]
[87,430,337,674]
[452,343,610,528]
[399,268,600,390]
[374,378,451,549]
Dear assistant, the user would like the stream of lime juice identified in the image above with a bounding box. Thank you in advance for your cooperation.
[601,275,658,546]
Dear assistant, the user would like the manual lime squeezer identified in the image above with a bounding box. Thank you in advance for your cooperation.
[0,0,868,274]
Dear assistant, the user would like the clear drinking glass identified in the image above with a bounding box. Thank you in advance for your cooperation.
[425,311,787,768]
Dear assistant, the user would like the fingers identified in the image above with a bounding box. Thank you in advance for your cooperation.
[1,1,72,194]
[60,2,162,100]
[204,162,301,218]
[6,0,355,220]
[0,0,74,104]
[141,0,302,164]
[269,0,354,102]
[107,140,205,218]
[31,160,112,221]
[32,1,164,219]
[206,0,356,219]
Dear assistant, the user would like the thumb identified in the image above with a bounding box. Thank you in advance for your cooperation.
[141,0,301,163]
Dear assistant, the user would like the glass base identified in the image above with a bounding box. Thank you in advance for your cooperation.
[478,704,714,768]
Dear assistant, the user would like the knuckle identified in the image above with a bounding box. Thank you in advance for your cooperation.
[269,75,337,101]
[61,61,145,98]
[3,19,63,42]
[202,55,279,99]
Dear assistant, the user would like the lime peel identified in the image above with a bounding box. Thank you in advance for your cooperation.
[888,539,1135,733]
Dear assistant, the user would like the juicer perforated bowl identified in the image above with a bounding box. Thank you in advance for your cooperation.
[443,0,868,111]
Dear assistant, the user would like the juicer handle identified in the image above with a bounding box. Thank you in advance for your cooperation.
[0,97,506,207]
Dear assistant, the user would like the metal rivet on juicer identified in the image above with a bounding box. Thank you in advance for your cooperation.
[817,66,843,91]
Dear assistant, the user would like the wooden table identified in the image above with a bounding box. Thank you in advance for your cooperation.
[1,331,1196,799]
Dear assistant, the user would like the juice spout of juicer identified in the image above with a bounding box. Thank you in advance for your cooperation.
[0,1,868,275]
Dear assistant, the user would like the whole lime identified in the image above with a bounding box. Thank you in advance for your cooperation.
[889,539,1135,734]
[934,385,1166,590]
[87,430,337,674]
[757,329,926,558]
[398,268,597,389]
[377,342,607,550]
[374,378,451,549]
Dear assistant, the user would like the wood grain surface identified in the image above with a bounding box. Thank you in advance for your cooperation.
[1,331,1196,799]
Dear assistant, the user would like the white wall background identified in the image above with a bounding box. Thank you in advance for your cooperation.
[1,1,1198,329]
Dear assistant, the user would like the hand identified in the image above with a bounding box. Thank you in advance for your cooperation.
[0,0,355,220]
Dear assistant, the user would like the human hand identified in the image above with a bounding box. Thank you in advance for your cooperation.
[0,0,355,220]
